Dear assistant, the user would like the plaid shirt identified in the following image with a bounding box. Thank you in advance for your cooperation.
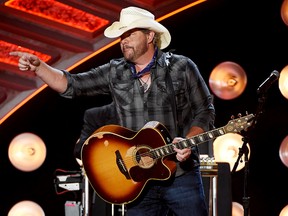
[61,49,214,137]
[61,49,215,173]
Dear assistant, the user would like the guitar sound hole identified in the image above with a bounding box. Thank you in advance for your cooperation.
[135,147,155,169]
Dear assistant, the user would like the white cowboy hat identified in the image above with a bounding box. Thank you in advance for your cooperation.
[104,6,171,49]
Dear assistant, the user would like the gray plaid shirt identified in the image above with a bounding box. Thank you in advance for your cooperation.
[61,49,215,173]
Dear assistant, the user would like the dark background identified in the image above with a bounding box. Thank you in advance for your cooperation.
[1,0,288,215]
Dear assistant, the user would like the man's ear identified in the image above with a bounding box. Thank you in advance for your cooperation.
[147,31,156,44]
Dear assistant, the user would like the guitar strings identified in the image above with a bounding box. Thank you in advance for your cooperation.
[120,143,178,166]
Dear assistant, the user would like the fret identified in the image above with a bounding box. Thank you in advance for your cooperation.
[155,150,161,158]
[183,140,189,148]
[218,128,225,135]
[153,146,173,158]
[202,133,211,141]
[198,134,204,142]
[163,146,170,154]
[186,139,194,147]
[190,138,196,145]
[168,144,174,153]
[151,151,157,159]
[193,136,201,144]
[207,131,214,139]
[175,142,181,149]
[211,128,224,137]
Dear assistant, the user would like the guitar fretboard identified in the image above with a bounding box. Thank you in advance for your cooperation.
[150,126,225,159]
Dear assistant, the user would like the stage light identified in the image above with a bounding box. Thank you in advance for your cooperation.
[232,202,244,216]
[8,132,46,172]
[281,0,288,26]
[279,135,288,168]
[280,204,288,216]
[209,61,247,100]
[213,133,250,172]
[279,65,288,100]
[8,200,45,216]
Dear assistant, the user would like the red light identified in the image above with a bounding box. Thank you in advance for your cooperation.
[5,0,109,33]
[0,40,52,67]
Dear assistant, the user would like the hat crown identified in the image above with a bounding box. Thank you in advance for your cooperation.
[104,6,171,49]
[119,7,155,26]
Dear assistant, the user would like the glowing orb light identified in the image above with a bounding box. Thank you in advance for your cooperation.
[8,200,45,216]
[213,133,250,171]
[232,202,244,216]
[8,133,46,172]
[279,65,288,100]
[279,136,288,168]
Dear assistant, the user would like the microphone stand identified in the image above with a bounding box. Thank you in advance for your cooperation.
[232,91,268,216]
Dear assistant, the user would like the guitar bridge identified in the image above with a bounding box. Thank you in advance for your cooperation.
[115,150,131,179]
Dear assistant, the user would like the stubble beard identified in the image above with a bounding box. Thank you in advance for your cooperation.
[123,43,148,63]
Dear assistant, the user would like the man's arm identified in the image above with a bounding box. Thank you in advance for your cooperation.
[10,51,68,93]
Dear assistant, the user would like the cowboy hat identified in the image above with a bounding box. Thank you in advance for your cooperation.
[104,6,171,49]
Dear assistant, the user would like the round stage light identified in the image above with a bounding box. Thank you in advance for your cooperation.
[279,135,288,168]
[232,202,244,216]
[279,65,288,100]
[280,204,288,216]
[281,0,288,26]
[209,61,247,100]
[8,133,46,172]
[8,200,45,216]
[213,133,250,171]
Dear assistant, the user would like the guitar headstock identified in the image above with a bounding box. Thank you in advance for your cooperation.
[224,113,255,133]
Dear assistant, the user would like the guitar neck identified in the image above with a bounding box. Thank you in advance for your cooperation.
[150,114,254,159]
[150,126,226,159]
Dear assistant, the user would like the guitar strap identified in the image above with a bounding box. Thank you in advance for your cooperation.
[165,52,183,137]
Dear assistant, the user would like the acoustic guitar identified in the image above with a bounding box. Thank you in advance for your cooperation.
[81,114,254,205]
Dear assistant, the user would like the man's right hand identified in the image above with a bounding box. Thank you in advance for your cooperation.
[10,51,41,72]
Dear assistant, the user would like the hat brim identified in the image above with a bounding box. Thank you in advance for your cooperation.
[104,19,171,49]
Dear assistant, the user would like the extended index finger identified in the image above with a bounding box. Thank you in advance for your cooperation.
[9,51,26,57]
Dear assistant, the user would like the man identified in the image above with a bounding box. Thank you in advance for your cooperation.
[10,6,215,216]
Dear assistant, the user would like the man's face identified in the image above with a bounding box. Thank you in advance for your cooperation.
[120,28,150,62]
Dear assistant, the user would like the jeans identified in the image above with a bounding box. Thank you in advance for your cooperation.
[126,167,208,216]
